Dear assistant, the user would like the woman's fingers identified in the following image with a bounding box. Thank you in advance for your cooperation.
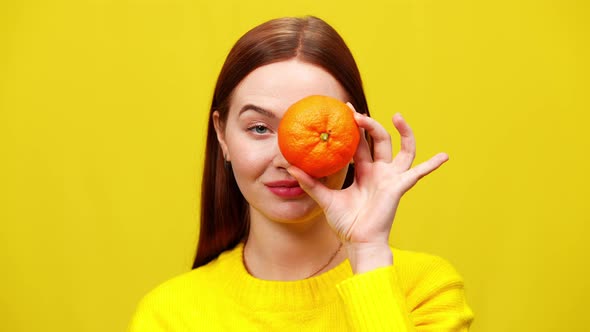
[287,166,333,210]
[353,119,373,164]
[400,152,449,191]
[347,103,372,164]
[391,113,416,171]
[353,112,393,162]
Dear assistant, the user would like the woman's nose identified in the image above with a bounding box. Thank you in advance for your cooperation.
[272,144,291,169]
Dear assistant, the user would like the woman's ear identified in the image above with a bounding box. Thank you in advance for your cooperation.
[212,111,230,161]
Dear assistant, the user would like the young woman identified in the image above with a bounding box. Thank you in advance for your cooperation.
[128,16,473,331]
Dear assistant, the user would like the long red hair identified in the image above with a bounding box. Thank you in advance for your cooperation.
[193,16,372,269]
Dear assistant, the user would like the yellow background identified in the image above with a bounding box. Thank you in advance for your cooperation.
[1,0,588,331]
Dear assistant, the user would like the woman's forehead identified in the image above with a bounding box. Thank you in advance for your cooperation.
[229,60,348,116]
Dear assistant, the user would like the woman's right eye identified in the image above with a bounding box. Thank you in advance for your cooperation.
[249,124,269,134]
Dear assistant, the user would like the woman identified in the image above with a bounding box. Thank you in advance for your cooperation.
[128,16,473,331]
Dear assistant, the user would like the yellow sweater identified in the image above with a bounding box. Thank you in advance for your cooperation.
[128,243,473,331]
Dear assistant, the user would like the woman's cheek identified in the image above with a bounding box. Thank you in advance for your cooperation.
[230,138,275,172]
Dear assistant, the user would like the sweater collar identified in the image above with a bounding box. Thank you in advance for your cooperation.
[211,242,353,311]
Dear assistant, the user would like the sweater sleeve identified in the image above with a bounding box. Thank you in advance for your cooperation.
[126,280,193,332]
[126,293,171,332]
[336,254,473,331]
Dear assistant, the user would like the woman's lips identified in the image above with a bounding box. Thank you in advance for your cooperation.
[265,180,305,198]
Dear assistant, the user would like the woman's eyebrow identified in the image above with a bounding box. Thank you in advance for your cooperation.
[238,104,276,118]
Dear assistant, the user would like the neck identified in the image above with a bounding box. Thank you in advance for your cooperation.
[243,209,345,281]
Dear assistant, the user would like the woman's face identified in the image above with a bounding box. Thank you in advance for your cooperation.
[214,59,350,224]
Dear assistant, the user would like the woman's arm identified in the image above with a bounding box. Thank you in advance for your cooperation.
[337,251,473,331]
[289,108,473,330]
[288,109,448,273]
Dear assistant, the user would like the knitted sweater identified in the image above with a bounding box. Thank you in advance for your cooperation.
[127,243,473,331]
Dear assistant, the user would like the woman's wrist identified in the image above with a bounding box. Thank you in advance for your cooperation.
[345,242,393,274]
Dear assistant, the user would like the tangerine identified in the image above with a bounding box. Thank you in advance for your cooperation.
[278,95,360,178]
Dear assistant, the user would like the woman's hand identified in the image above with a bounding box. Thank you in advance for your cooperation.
[287,106,449,273]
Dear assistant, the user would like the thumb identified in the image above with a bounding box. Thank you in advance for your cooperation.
[287,166,333,209]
